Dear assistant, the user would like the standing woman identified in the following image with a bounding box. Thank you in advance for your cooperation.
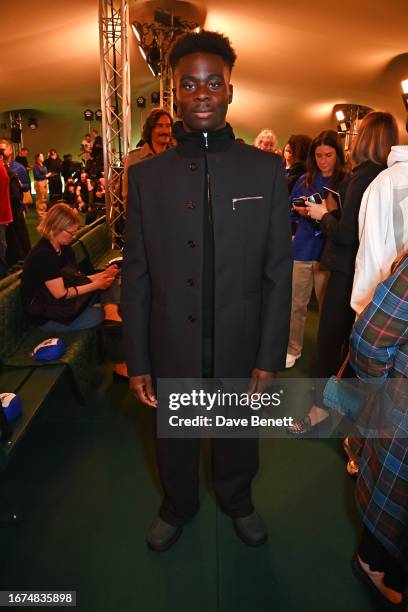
[283,134,312,195]
[286,130,347,369]
[45,149,63,204]
[254,128,280,154]
[33,153,50,217]
[288,111,399,434]
[348,255,408,609]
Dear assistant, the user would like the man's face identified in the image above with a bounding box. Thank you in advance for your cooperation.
[0,142,13,161]
[20,149,28,158]
[174,52,233,132]
[151,115,172,147]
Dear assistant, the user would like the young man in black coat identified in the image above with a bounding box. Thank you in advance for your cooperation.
[121,30,292,552]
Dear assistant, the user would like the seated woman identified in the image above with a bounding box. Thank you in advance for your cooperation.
[21,203,118,332]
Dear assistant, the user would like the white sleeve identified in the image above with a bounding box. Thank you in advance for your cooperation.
[351,174,393,314]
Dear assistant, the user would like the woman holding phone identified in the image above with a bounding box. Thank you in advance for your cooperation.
[288,111,399,436]
[286,130,347,369]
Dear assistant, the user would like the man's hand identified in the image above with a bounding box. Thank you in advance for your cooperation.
[129,374,157,408]
[247,368,276,395]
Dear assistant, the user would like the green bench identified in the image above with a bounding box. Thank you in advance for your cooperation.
[0,219,120,467]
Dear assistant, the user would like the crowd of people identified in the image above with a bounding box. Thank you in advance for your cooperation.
[1,27,408,606]
[0,131,106,275]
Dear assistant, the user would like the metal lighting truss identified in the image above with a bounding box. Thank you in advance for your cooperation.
[99,0,131,246]
[133,17,200,114]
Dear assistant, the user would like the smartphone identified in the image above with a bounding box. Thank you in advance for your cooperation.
[323,186,342,208]
[292,197,307,207]
[308,193,323,204]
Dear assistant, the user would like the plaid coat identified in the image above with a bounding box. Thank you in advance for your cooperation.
[350,255,408,564]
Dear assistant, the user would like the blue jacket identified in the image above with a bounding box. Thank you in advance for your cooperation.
[33,164,48,181]
[291,173,332,261]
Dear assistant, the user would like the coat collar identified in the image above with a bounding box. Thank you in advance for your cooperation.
[173,121,235,158]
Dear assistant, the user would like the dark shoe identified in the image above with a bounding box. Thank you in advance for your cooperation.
[351,555,405,610]
[146,517,182,552]
[286,414,332,437]
[233,511,267,547]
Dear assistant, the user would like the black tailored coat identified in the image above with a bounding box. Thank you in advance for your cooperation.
[121,133,293,379]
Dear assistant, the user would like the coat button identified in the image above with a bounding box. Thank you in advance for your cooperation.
[186,200,195,209]
[187,315,196,323]
[189,162,198,171]
[187,278,195,286]
[187,240,196,248]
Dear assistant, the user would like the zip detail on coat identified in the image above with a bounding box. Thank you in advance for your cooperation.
[203,132,209,148]
[232,196,264,211]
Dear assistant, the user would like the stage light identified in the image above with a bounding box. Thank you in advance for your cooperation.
[95,109,103,121]
[28,117,38,130]
[138,44,147,61]
[148,63,158,77]
[335,110,345,122]
[148,39,161,64]
[84,109,94,121]
[401,80,408,112]
[136,96,146,108]
[151,91,160,104]
[132,22,143,42]
[337,120,351,133]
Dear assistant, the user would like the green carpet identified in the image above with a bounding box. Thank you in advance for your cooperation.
[0,305,377,611]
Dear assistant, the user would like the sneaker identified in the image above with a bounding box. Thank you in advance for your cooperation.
[286,352,301,369]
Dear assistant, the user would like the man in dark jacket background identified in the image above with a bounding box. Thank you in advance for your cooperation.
[122,30,292,552]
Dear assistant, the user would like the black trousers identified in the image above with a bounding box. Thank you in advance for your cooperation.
[314,270,356,404]
[155,434,259,526]
[155,338,259,526]
[359,526,406,592]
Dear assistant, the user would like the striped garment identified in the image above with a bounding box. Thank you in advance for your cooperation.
[350,255,408,564]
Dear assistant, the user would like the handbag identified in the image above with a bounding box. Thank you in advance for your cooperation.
[23,191,33,205]
[323,352,366,421]
[27,265,93,325]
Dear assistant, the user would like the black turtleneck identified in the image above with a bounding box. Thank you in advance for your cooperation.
[173,122,235,375]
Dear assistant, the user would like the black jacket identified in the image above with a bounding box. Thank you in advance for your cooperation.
[122,123,293,379]
[320,160,386,274]
[286,161,306,195]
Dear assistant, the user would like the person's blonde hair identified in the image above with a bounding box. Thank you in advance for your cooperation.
[38,203,78,241]
[351,111,399,167]
[254,129,278,149]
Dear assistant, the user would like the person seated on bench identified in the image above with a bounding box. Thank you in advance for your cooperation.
[21,203,119,332]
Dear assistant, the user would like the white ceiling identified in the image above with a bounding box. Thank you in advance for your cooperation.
[2,0,408,146]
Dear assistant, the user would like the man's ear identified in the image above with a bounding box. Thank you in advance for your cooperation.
[228,84,233,104]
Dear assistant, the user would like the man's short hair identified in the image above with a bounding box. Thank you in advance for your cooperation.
[142,108,173,146]
[169,30,237,72]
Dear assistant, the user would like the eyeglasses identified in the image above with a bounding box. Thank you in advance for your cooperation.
[63,227,78,238]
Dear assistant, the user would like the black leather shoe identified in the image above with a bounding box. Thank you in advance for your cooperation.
[233,512,267,547]
[286,414,332,437]
[146,517,182,552]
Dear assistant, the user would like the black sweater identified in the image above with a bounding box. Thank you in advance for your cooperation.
[320,160,386,274]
